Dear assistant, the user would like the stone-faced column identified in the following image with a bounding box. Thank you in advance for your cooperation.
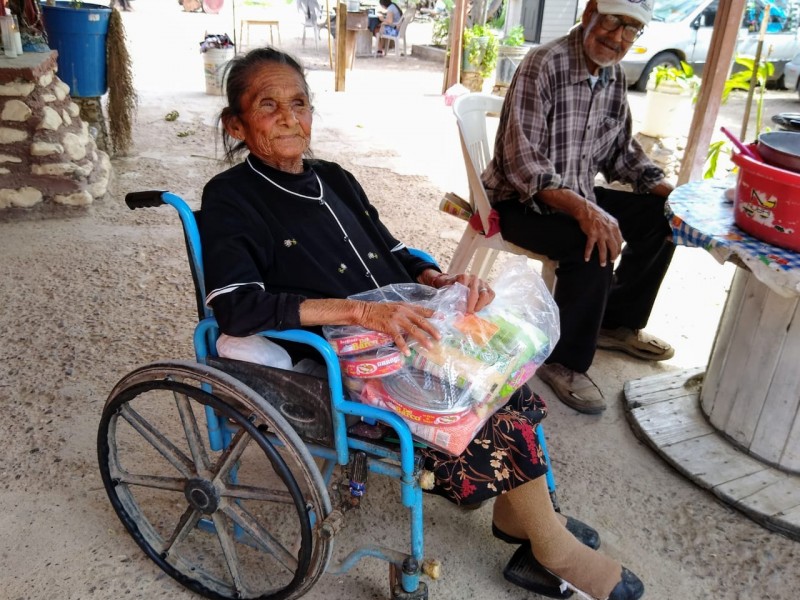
[0,51,110,209]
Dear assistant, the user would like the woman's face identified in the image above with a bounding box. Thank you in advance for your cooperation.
[225,63,312,172]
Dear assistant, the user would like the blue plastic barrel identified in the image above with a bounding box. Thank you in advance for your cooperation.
[40,2,111,98]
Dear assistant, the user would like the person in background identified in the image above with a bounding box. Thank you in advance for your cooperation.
[198,46,645,600]
[372,0,402,56]
[111,0,133,11]
[482,0,676,415]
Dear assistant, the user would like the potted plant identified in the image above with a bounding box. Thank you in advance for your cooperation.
[493,25,529,95]
[640,61,700,138]
[705,56,774,179]
[461,23,498,92]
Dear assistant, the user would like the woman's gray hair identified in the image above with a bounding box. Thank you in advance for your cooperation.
[217,47,313,163]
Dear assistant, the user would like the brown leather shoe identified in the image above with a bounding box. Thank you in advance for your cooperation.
[537,363,606,414]
[597,327,675,361]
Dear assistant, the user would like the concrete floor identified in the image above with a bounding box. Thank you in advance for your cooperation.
[16,1,800,598]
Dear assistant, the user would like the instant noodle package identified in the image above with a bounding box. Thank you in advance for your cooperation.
[323,257,560,455]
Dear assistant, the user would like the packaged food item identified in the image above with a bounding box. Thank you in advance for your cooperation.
[324,257,560,455]
[339,346,404,379]
[363,369,472,426]
[325,328,394,356]
[361,378,484,455]
[439,192,473,221]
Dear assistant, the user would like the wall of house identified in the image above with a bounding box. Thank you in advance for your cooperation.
[540,0,580,43]
[0,51,110,210]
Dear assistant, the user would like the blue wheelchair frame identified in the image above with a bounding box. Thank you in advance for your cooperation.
[158,190,559,596]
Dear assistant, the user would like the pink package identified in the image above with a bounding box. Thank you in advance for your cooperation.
[361,378,486,456]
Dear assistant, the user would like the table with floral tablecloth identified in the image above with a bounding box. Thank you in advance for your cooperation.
[667,179,800,297]
[623,179,800,542]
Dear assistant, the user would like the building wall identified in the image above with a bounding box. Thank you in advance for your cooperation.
[540,0,580,43]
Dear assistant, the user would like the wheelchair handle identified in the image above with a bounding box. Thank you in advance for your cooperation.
[125,190,169,210]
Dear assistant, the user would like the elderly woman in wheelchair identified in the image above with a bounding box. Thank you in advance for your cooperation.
[98,46,643,600]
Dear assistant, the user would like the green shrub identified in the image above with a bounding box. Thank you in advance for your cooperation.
[463,24,499,79]
[501,25,525,46]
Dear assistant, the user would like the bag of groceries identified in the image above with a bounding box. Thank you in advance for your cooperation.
[323,256,560,455]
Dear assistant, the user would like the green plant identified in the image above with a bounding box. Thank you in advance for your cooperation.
[704,55,775,179]
[650,60,700,95]
[432,15,450,46]
[501,24,525,46]
[722,55,774,137]
[704,139,730,180]
[462,24,498,79]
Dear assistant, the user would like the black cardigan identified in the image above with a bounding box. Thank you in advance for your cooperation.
[199,155,437,336]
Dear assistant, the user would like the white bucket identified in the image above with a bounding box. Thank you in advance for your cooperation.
[203,47,235,96]
[639,87,692,138]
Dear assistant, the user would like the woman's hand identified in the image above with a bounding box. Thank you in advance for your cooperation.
[419,269,494,313]
[300,298,438,356]
[355,301,439,356]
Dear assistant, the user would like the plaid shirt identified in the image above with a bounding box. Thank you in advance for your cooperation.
[482,26,664,211]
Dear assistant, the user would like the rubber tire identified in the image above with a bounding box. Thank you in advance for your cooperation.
[633,51,682,92]
[97,360,333,600]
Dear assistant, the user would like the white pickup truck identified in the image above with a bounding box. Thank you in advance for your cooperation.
[622,0,800,90]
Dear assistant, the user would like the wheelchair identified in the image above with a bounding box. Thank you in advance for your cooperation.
[97,190,561,600]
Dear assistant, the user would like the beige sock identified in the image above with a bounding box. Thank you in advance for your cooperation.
[493,493,566,537]
[503,478,622,599]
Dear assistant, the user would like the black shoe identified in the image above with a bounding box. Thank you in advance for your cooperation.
[492,516,601,550]
[560,566,645,600]
[503,544,573,598]
[608,568,645,600]
[505,547,644,600]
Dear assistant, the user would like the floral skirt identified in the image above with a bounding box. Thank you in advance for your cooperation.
[419,384,549,505]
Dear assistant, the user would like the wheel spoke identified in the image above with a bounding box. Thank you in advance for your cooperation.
[211,428,250,484]
[163,505,202,556]
[119,405,195,478]
[211,512,248,596]
[174,391,211,471]
[221,500,298,572]
[114,471,186,492]
[221,484,295,503]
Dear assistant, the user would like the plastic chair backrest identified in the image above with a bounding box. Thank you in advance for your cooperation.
[298,0,321,24]
[397,4,416,35]
[452,92,503,236]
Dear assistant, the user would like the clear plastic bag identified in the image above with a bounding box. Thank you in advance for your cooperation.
[323,257,560,455]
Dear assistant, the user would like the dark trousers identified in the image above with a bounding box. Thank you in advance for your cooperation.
[495,187,675,372]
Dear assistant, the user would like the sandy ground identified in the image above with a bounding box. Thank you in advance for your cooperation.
[1,1,799,598]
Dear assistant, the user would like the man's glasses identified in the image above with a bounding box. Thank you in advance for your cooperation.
[597,13,644,43]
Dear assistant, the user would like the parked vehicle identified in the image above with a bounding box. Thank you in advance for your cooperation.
[784,51,800,96]
[622,0,800,91]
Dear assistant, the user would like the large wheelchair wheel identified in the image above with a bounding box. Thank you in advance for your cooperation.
[97,360,333,600]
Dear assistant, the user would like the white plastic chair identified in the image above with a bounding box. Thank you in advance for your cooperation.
[450,92,557,289]
[378,5,416,56]
[298,0,322,51]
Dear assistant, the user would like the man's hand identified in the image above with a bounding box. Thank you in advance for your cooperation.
[537,188,623,267]
[649,180,674,198]
[576,200,623,266]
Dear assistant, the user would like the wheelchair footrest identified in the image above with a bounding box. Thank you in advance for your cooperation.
[503,544,573,598]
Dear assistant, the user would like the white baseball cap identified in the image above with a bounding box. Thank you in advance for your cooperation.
[596,0,653,26]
